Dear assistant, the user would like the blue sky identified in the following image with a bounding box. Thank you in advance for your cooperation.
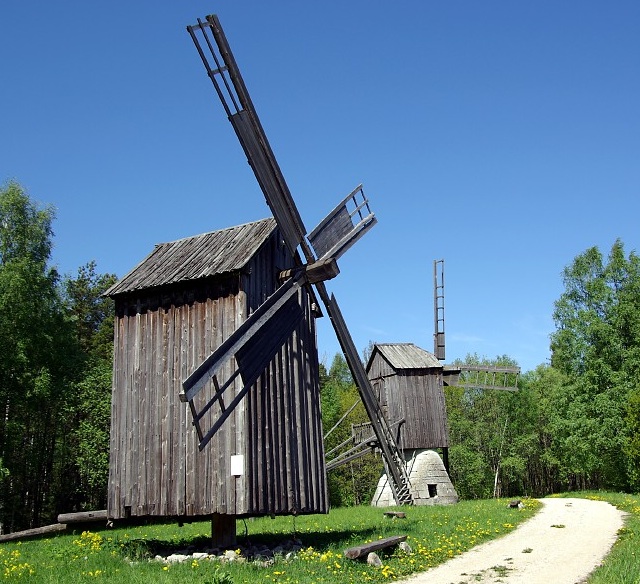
[2,1,638,373]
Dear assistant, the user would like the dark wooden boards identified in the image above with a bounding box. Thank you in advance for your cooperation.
[344,535,408,560]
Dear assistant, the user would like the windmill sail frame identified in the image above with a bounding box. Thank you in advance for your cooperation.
[186,14,413,505]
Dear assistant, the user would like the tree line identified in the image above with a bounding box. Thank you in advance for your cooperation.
[445,240,640,498]
[0,182,115,533]
[1,181,638,531]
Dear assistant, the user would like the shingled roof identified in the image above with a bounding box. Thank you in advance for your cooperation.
[366,343,442,371]
[105,218,277,296]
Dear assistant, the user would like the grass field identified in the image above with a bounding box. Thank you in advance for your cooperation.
[0,493,636,583]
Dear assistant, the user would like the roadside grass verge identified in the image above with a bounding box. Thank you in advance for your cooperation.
[0,498,538,583]
[550,491,640,584]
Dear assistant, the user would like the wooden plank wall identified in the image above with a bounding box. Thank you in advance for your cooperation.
[396,370,449,449]
[108,288,244,519]
[245,294,326,514]
[242,231,327,515]
[108,230,327,520]
[367,356,449,450]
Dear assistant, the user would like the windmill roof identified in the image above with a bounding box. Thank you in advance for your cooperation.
[367,343,442,371]
[105,218,277,296]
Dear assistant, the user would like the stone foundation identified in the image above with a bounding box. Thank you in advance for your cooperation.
[371,449,458,507]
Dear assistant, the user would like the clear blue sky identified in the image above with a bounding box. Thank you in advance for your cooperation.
[2,1,638,373]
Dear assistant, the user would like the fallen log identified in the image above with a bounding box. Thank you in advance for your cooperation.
[0,523,67,543]
[57,510,108,524]
[344,534,408,560]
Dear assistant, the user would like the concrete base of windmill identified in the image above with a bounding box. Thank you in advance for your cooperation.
[371,449,459,507]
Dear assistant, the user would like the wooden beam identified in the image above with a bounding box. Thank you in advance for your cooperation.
[211,513,236,548]
[0,523,67,543]
[57,510,108,524]
[344,534,408,560]
[279,257,339,284]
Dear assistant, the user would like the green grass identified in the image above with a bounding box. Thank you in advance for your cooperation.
[549,491,640,584]
[5,493,638,584]
[0,498,539,583]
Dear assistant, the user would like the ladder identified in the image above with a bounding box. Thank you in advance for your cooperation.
[434,259,445,360]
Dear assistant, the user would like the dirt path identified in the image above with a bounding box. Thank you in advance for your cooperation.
[400,498,627,584]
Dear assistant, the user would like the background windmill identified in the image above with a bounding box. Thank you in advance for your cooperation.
[325,260,520,506]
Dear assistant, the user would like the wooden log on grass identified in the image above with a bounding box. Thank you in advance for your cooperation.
[344,535,408,560]
[57,510,108,524]
[0,523,67,543]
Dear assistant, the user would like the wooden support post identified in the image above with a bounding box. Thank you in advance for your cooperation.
[442,447,450,475]
[344,535,408,560]
[211,514,236,549]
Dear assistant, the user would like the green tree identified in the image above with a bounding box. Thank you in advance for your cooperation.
[445,354,531,499]
[56,262,116,511]
[550,240,640,491]
[321,354,380,506]
[513,364,571,495]
[68,360,112,508]
[0,181,76,530]
[63,261,116,360]
[626,388,640,490]
[0,182,116,529]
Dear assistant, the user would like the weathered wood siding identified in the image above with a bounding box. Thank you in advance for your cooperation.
[245,304,326,514]
[367,351,449,450]
[108,226,327,519]
[241,231,326,515]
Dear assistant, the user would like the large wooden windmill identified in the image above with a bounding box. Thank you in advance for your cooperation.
[182,15,413,511]
[103,14,404,548]
[105,14,411,547]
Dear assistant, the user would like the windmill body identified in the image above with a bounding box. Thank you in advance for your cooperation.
[106,13,414,545]
[366,343,449,451]
[365,343,459,506]
[106,219,327,525]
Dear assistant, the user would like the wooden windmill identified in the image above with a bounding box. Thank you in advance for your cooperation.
[182,15,413,518]
[104,14,413,547]
[363,260,520,458]
[325,260,520,505]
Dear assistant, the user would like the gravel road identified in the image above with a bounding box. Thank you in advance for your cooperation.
[400,497,626,584]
